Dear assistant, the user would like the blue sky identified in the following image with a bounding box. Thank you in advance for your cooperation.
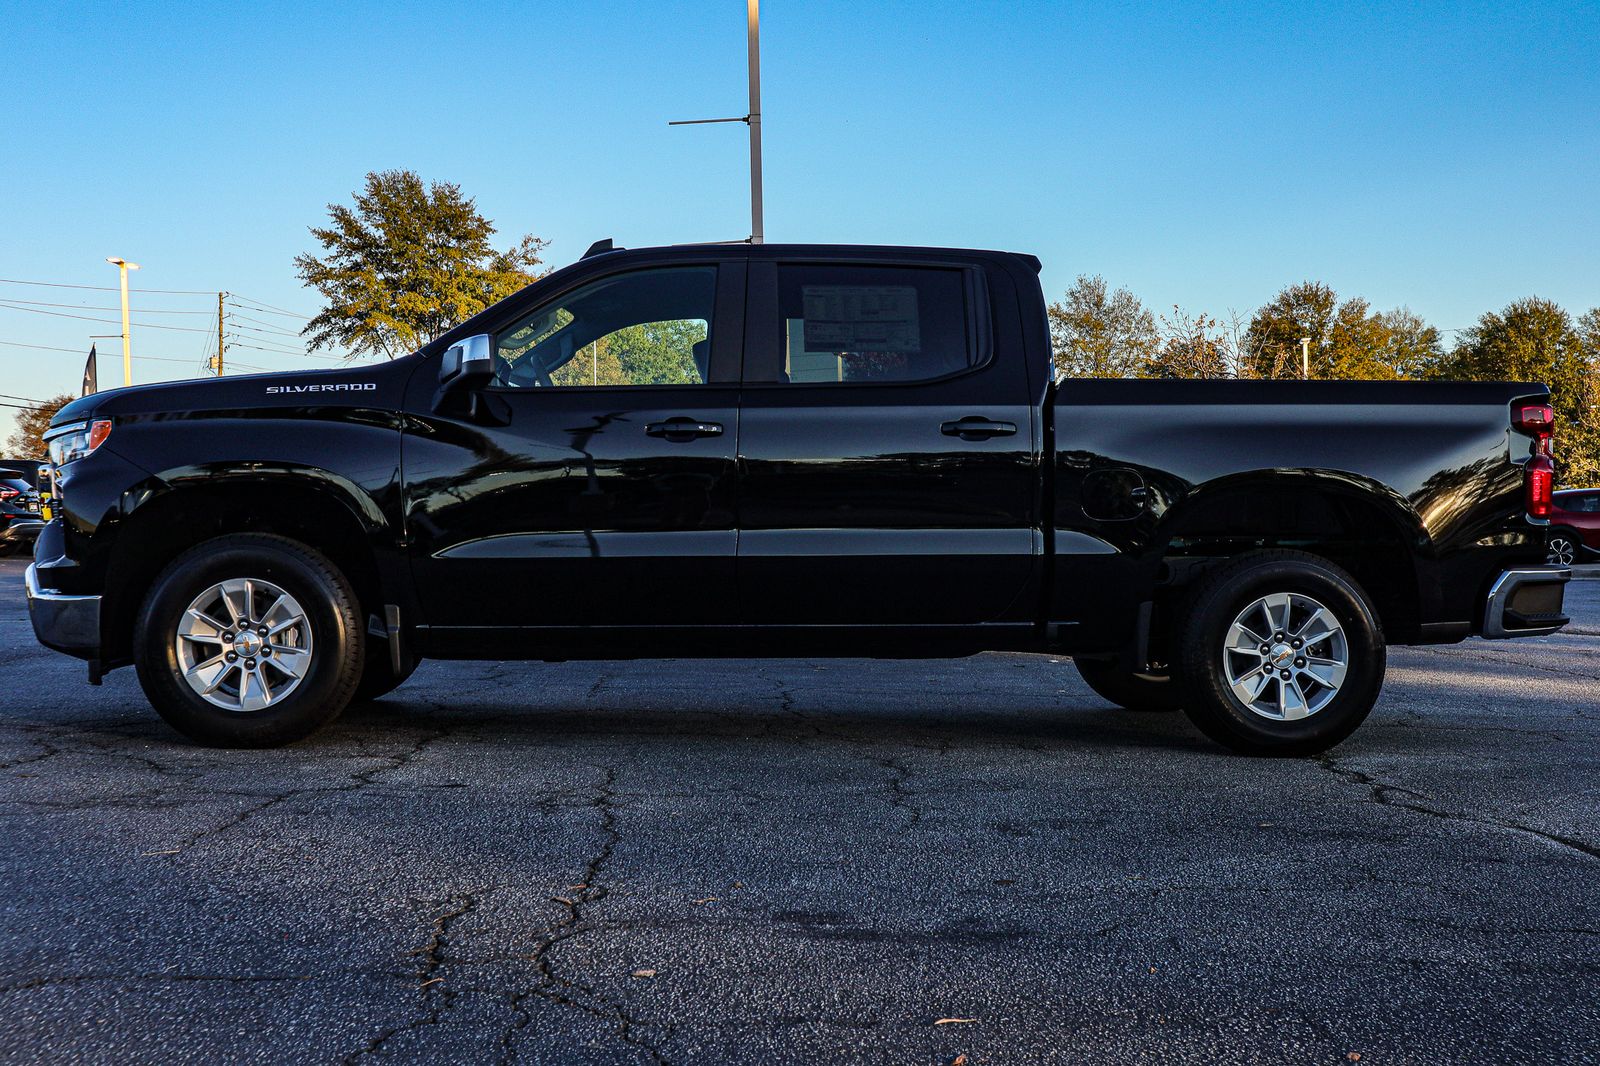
[2,0,1597,442]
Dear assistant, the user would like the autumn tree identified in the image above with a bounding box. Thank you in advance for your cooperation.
[1374,307,1444,380]
[1244,282,1436,380]
[4,394,74,458]
[1147,307,1234,379]
[1048,275,1159,379]
[1434,298,1600,485]
[296,170,549,359]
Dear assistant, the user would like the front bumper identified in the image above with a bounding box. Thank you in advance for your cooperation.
[24,561,101,659]
[1483,566,1570,639]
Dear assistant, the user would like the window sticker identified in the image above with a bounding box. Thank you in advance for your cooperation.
[801,286,920,353]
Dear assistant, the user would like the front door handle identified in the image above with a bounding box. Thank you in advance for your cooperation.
[941,416,1018,441]
[647,417,724,442]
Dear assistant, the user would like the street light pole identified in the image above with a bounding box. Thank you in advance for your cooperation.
[106,257,140,386]
[669,1,766,244]
[746,0,763,244]
[1300,336,1311,380]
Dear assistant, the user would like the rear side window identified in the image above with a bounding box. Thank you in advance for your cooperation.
[770,265,974,384]
[1563,493,1600,513]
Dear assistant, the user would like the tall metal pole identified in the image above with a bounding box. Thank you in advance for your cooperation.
[746,0,763,244]
[105,258,139,386]
[1300,336,1311,380]
[217,292,227,376]
[668,2,767,243]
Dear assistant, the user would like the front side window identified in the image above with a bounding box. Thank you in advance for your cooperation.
[494,266,716,388]
[770,264,973,384]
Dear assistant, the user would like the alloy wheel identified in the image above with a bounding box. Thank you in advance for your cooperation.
[1221,591,1348,721]
[1547,536,1576,567]
[174,577,313,712]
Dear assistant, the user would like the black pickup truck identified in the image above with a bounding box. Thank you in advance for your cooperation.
[26,242,1570,754]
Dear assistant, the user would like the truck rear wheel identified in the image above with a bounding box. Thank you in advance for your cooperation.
[133,534,365,747]
[1073,658,1183,712]
[1176,550,1385,756]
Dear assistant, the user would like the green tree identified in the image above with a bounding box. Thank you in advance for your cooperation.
[5,394,74,458]
[1435,298,1599,486]
[295,170,549,359]
[1047,275,1159,379]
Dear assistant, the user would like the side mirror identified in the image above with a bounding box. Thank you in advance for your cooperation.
[432,334,508,424]
[439,334,494,388]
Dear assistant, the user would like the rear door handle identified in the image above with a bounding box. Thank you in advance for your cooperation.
[941,416,1018,441]
[647,417,724,442]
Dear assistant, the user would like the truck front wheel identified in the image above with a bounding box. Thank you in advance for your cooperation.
[133,534,365,747]
[1176,551,1385,756]
[1073,658,1183,712]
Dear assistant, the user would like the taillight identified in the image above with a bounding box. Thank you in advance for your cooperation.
[1526,454,1554,518]
[0,488,17,502]
[1514,404,1555,434]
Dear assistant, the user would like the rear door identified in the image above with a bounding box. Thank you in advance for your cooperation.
[735,256,1039,626]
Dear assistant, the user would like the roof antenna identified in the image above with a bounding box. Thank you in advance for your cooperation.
[582,238,618,259]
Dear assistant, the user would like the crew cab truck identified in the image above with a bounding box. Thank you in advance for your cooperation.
[26,242,1570,754]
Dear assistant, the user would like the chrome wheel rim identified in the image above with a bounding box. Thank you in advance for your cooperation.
[1548,537,1575,566]
[1222,592,1348,721]
[175,578,313,712]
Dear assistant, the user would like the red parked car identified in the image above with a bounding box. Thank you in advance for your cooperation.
[1546,489,1600,565]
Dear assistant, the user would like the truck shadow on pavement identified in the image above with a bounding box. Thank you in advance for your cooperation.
[334,693,1213,755]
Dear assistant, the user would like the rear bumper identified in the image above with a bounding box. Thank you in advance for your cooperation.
[24,561,100,659]
[1,519,43,546]
[1483,566,1570,639]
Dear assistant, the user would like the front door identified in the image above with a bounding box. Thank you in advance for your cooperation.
[405,261,744,629]
[735,258,1039,626]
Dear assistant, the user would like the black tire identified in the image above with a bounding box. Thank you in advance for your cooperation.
[1073,658,1183,712]
[353,646,420,703]
[1546,528,1581,567]
[1176,550,1385,756]
[134,533,365,747]
[0,543,14,558]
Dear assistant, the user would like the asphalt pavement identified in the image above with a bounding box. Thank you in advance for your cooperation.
[1,557,1596,1065]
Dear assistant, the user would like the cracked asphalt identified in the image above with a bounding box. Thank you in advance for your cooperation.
[1,556,1597,1066]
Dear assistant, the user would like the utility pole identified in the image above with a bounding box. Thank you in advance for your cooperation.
[105,257,140,386]
[669,0,766,244]
[216,292,226,376]
[1300,337,1311,380]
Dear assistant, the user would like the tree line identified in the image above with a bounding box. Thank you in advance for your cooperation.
[1049,276,1600,486]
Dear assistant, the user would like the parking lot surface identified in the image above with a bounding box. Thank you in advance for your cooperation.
[1,556,1596,1065]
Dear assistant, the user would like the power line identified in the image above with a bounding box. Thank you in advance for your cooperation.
[0,339,89,354]
[226,318,306,339]
[228,294,311,318]
[0,302,213,332]
[0,297,212,315]
[0,277,213,295]
[0,391,50,404]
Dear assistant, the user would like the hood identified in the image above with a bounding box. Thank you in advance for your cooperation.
[50,357,421,427]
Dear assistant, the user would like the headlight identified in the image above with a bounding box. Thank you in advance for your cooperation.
[45,419,113,467]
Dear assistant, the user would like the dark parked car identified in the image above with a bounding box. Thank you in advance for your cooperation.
[0,460,45,490]
[25,241,1569,754]
[0,475,44,557]
[1546,489,1600,565]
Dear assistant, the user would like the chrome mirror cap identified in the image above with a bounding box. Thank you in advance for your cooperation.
[440,334,493,383]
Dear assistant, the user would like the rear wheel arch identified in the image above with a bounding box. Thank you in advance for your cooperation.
[1153,474,1425,645]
